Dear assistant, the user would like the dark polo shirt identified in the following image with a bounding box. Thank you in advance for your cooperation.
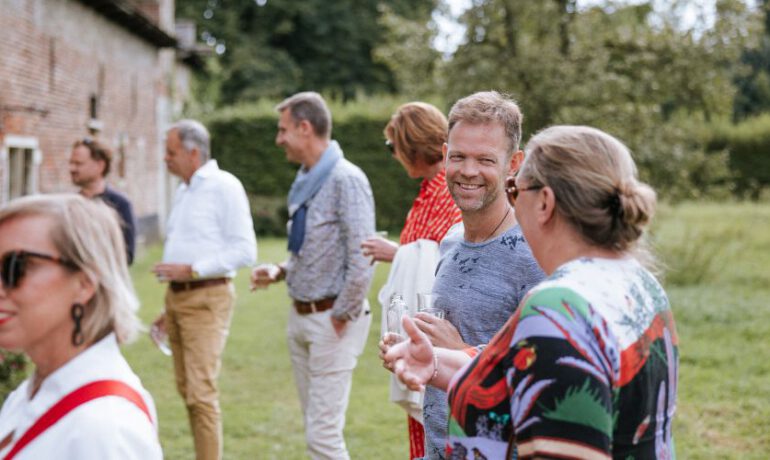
[96,185,136,265]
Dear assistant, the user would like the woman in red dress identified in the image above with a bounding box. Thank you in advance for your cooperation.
[361,102,461,459]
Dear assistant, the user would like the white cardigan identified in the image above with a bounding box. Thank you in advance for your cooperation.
[0,334,162,459]
[378,238,441,422]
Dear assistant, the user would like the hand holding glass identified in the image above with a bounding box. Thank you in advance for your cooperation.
[250,263,280,290]
[150,323,172,356]
[417,292,445,319]
[362,231,392,264]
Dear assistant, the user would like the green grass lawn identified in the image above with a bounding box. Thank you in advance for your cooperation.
[122,201,770,459]
[651,202,770,458]
[126,238,408,459]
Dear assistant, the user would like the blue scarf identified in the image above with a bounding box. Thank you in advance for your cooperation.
[287,141,343,254]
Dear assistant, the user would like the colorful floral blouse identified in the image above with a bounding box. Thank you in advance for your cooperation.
[446,257,678,459]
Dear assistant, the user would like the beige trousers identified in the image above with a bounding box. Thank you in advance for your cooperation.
[287,301,372,460]
[166,282,235,460]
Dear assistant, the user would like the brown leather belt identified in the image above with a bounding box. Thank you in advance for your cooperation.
[293,297,336,315]
[169,278,229,293]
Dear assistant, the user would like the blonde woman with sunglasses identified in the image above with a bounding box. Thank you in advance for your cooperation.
[0,194,161,459]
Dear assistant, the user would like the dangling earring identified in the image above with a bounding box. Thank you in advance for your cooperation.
[71,303,85,346]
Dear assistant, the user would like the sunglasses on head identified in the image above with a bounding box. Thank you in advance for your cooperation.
[385,139,395,155]
[505,176,544,206]
[0,250,78,290]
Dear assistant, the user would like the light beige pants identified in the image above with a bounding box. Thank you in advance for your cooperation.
[166,282,235,460]
[287,301,372,460]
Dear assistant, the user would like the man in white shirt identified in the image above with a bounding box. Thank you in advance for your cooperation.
[152,119,257,460]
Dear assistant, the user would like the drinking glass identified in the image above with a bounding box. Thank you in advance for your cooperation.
[384,294,406,344]
[366,231,390,265]
[417,292,445,319]
[150,323,172,356]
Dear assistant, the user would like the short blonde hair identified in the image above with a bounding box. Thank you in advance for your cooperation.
[448,91,523,154]
[0,194,140,344]
[520,125,657,252]
[385,102,447,166]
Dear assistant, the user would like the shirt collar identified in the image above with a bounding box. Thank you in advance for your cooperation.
[94,184,111,198]
[421,168,446,194]
[189,160,219,186]
[28,333,120,400]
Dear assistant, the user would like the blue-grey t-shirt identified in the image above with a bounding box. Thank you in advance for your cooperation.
[423,223,546,460]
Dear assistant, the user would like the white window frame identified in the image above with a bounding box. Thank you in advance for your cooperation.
[0,135,42,204]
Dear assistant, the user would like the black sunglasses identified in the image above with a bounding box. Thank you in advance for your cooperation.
[0,250,78,290]
[505,176,543,206]
[385,139,395,155]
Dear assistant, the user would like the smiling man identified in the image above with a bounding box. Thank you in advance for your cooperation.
[411,91,546,459]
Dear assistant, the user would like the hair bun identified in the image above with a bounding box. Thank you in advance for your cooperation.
[607,188,623,219]
[616,180,655,228]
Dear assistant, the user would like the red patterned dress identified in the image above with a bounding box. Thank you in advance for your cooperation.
[399,169,462,459]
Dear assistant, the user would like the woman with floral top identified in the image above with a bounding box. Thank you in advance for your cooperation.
[385,125,678,459]
[362,102,462,459]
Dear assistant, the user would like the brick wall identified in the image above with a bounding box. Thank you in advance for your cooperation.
[0,0,179,240]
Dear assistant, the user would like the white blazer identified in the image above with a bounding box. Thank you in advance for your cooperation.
[378,238,441,422]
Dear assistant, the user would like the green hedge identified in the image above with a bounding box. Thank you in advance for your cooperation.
[206,110,420,236]
[0,351,27,404]
[707,114,770,199]
[205,100,770,237]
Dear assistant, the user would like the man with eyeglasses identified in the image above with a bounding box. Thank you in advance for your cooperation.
[394,91,546,460]
[69,138,136,264]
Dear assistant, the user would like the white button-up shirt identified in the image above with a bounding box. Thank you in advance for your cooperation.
[0,334,162,459]
[162,160,257,278]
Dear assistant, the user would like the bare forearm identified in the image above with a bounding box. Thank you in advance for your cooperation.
[429,348,473,391]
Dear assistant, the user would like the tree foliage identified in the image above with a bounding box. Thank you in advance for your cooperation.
[176,0,437,105]
[734,0,770,120]
[373,4,444,99]
[430,0,760,199]
[179,0,770,201]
